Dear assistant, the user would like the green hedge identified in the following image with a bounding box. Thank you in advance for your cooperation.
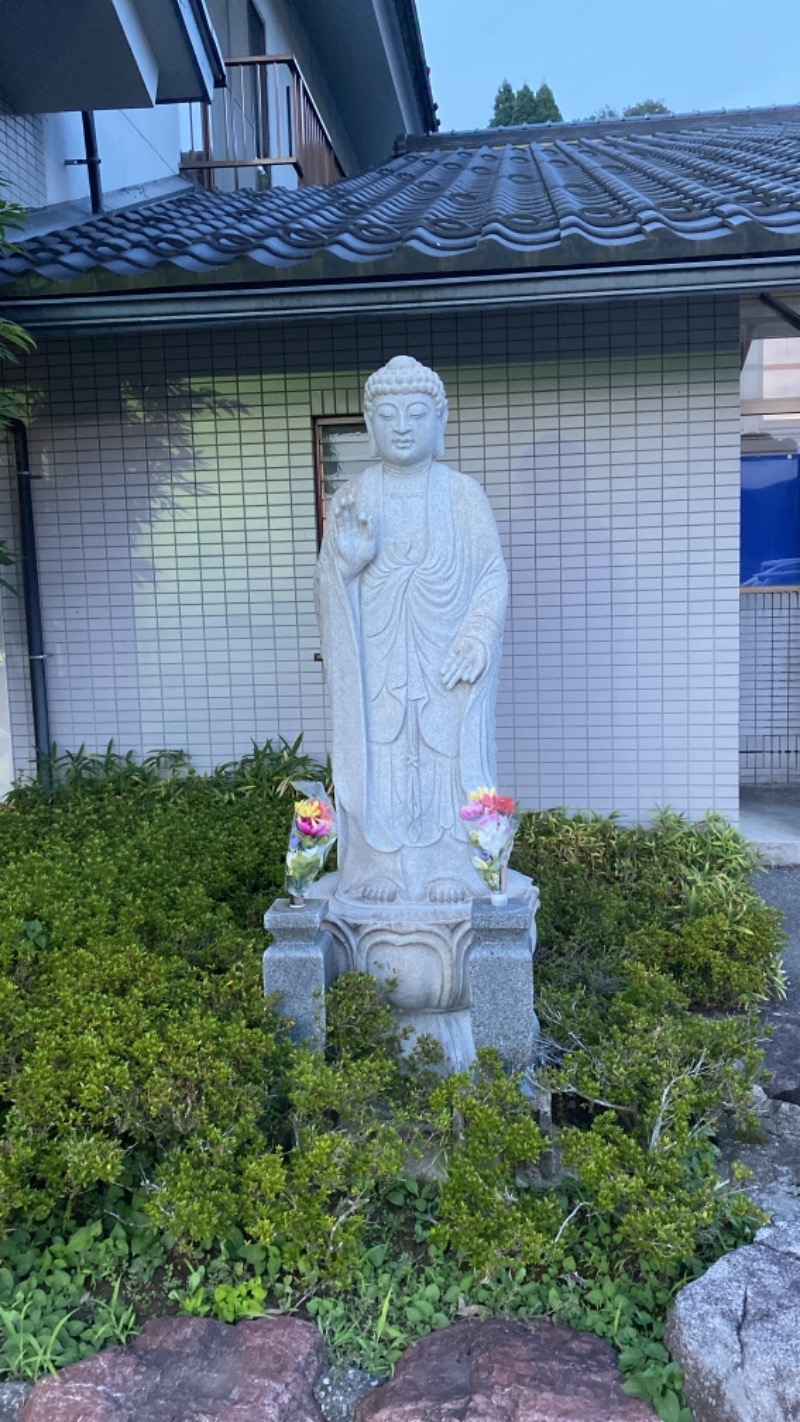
[0,744,309,1230]
[0,751,785,1420]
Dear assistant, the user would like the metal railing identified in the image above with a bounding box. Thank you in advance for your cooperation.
[181,55,345,190]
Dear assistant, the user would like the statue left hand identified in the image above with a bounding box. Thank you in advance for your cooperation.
[440,636,487,690]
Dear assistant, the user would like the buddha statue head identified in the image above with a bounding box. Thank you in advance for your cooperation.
[363,355,448,467]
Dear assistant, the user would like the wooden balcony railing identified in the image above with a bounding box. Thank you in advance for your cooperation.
[181,55,345,190]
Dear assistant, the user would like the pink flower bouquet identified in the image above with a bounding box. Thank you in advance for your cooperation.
[460,787,518,899]
[285,780,337,904]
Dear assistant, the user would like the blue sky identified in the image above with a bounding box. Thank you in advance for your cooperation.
[415,0,800,131]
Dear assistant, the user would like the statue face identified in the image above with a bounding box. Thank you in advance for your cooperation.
[367,393,443,468]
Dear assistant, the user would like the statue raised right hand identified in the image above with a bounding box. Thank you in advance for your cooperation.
[335,492,376,578]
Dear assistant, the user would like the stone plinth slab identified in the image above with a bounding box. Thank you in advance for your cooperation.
[264,897,335,1048]
[19,1316,327,1422]
[354,1317,658,1421]
[469,890,539,1068]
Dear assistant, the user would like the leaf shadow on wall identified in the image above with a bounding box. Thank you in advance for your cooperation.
[2,368,248,761]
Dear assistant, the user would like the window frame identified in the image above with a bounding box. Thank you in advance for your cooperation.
[741,337,800,592]
[313,414,369,548]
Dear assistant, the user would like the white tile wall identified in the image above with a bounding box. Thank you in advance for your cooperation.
[0,298,742,819]
[0,592,13,795]
[740,590,800,783]
[0,92,46,208]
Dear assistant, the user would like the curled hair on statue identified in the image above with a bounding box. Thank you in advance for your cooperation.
[363,355,448,459]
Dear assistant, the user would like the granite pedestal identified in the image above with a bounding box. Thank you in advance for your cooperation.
[263,897,335,1049]
[264,876,539,1072]
[470,893,540,1069]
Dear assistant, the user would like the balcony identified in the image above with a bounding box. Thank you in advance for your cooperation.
[180,55,345,191]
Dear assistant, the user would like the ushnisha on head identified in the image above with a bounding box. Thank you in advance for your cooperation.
[363,355,448,466]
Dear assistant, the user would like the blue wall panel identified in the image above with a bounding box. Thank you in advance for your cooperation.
[741,453,800,586]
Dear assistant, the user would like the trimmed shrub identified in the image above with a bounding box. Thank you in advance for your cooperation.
[0,757,783,1420]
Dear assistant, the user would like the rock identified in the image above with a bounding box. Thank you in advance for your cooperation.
[315,1365,381,1422]
[718,1085,800,1223]
[19,1315,328,1422]
[353,1317,658,1421]
[763,1010,800,1104]
[666,1221,800,1422]
[0,1383,32,1422]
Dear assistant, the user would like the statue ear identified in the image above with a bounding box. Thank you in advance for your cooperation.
[364,412,378,459]
[435,404,448,459]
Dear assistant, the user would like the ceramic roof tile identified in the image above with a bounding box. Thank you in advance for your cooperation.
[2,117,800,286]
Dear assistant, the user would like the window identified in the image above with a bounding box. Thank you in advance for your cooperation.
[247,0,266,55]
[313,417,371,545]
[741,338,800,588]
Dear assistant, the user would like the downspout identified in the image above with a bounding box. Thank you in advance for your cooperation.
[7,420,51,785]
[81,112,104,215]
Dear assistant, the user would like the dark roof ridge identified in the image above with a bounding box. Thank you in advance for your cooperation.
[395,101,800,152]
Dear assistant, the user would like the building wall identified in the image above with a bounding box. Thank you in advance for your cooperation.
[203,0,358,179]
[0,91,46,207]
[1,90,186,210]
[42,109,186,207]
[740,590,800,783]
[0,298,742,818]
[2,0,360,212]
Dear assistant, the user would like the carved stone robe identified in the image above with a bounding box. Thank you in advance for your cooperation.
[315,462,508,901]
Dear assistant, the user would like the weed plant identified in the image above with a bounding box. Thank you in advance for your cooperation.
[0,750,785,1422]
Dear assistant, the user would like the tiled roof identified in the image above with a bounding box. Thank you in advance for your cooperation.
[3,112,800,289]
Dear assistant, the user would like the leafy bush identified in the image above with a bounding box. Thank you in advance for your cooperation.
[0,740,323,1233]
[0,760,784,1422]
[513,806,785,1007]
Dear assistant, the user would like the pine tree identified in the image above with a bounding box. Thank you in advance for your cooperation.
[534,83,562,122]
[622,98,671,116]
[489,79,564,128]
[489,79,516,128]
[512,83,540,124]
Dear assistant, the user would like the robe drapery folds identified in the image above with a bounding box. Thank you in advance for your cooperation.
[316,463,508,897]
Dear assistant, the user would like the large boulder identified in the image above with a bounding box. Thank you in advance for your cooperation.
[354,1316,657,1421]
[718,1085,800,1223]
[19,1315,327,1422]
[666,1222,800,1422]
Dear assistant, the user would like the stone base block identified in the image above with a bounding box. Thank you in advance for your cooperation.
[263,877,540,1073]
[470,894,540,1070]
[399,1008,476,1072]
[315,871,539,1072]
[263,898,336,1048]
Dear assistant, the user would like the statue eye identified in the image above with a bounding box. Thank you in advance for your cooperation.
[408,403,430,418]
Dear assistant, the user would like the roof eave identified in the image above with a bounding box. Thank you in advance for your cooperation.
[4,250,800,336]
[391,0,437,132]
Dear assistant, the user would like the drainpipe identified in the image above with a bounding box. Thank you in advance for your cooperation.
[65,113,103,214]
[7,420,51,785]
[81,112,103,215]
